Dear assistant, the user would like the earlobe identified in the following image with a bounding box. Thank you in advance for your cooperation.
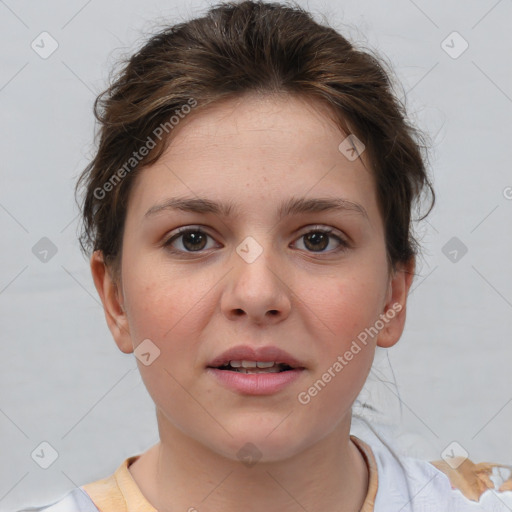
[90,250,134,354]
[376,257,415,349]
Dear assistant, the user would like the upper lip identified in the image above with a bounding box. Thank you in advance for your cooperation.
[207,345,306,369]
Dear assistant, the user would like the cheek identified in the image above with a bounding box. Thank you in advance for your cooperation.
[123,261,210,344]
[298,268,387,351]
[121,263,223,390]
[121,269,212,419]
[295,279,378,424]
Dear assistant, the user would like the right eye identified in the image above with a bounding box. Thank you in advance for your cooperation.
[163,227,219,254]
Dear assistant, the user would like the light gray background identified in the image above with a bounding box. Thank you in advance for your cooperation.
[1,0,511,510]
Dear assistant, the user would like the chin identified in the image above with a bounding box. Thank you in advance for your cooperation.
[207,421,311,465]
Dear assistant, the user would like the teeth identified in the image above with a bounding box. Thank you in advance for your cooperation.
[234,367,281,374]
[215,360,297,373]
[229,360,279,368]
[256,361,276,368]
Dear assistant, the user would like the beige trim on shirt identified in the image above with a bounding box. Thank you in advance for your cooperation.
[81,437,512,510]
[82,436,379,512]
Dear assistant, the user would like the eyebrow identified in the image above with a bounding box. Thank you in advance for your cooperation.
[144,196,369,222]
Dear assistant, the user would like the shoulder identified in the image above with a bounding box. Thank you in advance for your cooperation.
[402,456,512,510]
[16,455,144,512]
[356,431,512,511]
[402,457,512,512]
[14,487,99,512]
[430,457,512,502]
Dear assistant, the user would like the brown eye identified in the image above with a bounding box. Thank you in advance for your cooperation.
[294,228,348,254]
[164,228,215,253]
[303,231,329,252]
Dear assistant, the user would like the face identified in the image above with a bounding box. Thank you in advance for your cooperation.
[92,93,412,462]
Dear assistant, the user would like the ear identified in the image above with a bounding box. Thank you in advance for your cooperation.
[376,257,415,349]
[90,250,134,354]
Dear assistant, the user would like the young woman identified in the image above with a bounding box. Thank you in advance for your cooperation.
[19,1,512,511]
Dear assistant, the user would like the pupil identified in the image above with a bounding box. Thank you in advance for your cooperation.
[304,232,328,251]
[183,232,206,251]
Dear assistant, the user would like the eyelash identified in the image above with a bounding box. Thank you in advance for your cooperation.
[162,225,349,256]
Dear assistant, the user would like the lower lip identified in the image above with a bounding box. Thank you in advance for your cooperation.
[206,367,305,395]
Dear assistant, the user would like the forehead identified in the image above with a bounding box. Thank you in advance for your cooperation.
[126,93,380,226]
[162,93,353,158]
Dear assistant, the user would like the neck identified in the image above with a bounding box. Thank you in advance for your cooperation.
[129,413,369,512]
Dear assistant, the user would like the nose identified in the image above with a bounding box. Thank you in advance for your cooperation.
[220,237,292,325]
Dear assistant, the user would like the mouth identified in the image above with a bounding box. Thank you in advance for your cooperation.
[209,361,298,374]
[206,361,305,395]
[206,344,306,373]
[205,345,307,394]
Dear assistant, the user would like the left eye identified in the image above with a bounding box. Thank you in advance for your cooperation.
[163,227,348,254]
[293,227,348,253]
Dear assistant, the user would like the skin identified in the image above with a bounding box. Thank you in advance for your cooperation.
[91,92,415,512]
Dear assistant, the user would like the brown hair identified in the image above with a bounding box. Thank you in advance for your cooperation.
[75,0,434,284]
